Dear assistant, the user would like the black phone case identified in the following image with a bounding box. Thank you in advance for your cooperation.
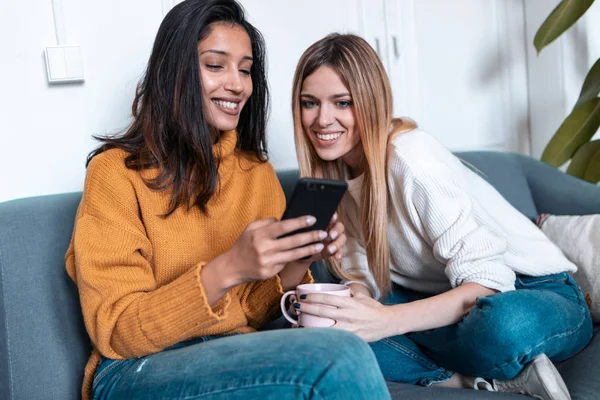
[280,178,348,237]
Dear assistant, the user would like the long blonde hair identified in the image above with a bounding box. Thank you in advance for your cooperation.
[291,33,417,298]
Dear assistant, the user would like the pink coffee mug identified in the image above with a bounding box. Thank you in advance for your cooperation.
[280,283,351,327]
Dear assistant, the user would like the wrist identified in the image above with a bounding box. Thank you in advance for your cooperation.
[279,261,310,291]
[207,250,241,290]
[387,304,409,336]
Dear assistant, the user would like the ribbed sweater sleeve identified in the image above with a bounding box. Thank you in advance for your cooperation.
[389,139,517,292]
[69,155,231,359]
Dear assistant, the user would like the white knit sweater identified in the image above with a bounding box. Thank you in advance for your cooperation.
[341,129,575,300]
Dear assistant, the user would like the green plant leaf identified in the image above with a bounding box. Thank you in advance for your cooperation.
[575,58,600,108]
[567,139,600,182]
[541,98,600,167]
[534,0,595,54]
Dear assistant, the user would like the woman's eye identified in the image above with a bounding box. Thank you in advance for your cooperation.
[301,100,317,109]
[206,64,222,71]
[337,100,352,108]
[240,69,251,76]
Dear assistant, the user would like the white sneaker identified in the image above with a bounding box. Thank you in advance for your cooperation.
[473,353,571,400]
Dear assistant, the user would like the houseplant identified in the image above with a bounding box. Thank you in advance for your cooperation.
[537,0,600,183]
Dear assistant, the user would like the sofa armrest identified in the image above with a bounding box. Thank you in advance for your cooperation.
[516,154,600,215]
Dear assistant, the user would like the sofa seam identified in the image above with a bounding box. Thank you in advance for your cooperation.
[516,154,538,214]
[0,250,14,399]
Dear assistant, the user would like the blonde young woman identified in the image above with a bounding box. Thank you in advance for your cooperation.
[290,33,592,400]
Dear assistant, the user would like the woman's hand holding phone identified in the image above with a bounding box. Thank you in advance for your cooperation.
[222,215,329,286]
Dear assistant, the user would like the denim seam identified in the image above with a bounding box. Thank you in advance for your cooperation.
[380,337,447,373]
[422,370,454,387]
[478,299,588,377]
[92,359,130,390]
[178,382,322,399]
[516,275,566,288]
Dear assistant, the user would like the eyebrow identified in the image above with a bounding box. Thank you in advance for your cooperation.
[199,49,253,61]
[300,93,351,99]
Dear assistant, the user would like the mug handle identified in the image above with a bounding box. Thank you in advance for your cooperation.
[280,290,298,324]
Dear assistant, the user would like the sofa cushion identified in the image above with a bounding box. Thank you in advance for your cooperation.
[0,193,90,400]
[556,327,600,400]
[538,214,600,322]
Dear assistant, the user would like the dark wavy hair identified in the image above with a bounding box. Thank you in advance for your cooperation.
[87,0,269,215]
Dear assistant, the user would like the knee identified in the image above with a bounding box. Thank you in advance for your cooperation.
[299,329,388,398]
[459,296,544,368]
[300,330,383,376]
[303,329,376,365]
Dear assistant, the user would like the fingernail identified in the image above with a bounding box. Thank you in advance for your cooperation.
[300,294,307,300]
[306,216,316,225]
[330,230,338,240]
[328,245,337,254]
[293,302,301,309]
[315,243,324,252]
[318,231,327,240]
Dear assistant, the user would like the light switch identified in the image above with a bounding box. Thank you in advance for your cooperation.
[45,47,67,80]
[45,45,85,84]
[64,46,84,79]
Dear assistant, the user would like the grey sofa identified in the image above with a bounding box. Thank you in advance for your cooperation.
[1,151,599,400]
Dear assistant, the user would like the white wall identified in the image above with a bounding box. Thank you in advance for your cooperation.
[0,0,163,202]
[1,0,597,203]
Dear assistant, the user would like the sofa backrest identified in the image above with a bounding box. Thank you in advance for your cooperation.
[456,151,538,220]
[0,192,89,400]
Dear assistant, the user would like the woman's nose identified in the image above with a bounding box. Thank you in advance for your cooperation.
[224,70,243,93]
[318,105,334,127]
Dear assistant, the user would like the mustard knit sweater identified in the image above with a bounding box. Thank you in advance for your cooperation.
[65,130,311,399]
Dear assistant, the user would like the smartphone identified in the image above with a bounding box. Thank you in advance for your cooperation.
[280,178,348,239]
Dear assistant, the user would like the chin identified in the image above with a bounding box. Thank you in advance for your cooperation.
[212,119,239,132]
[314,149,342,162]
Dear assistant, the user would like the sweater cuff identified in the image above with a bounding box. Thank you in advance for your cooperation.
[461,278,516,293]
[241,275,285,328]
[137,263,231,349]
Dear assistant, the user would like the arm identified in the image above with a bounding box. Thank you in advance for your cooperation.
[404,164,515,293]
[232,171,314,328]
[240,213,347,328]
[387,282,496,335]
[68,157,232,360]
[239,176,349,328]
[299,137,517,341]
[297,282,496,342]
[386,139,514,328]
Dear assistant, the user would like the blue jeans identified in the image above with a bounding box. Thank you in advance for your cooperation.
[370,273,593,386]
[92,328,391,399]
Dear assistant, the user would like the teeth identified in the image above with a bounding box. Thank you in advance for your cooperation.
[213,100,238,110]
[316,132,342,141]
